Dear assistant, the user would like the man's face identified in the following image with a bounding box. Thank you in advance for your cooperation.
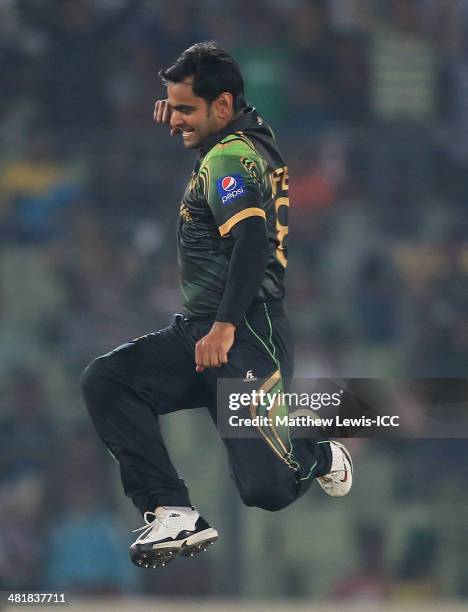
[167,78,223,149]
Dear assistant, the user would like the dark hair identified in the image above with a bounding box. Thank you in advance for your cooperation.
[159,42,246,112]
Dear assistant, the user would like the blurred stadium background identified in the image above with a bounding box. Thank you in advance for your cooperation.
[1,0,468,609]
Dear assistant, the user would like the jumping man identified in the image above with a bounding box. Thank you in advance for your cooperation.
[81,42,353,569]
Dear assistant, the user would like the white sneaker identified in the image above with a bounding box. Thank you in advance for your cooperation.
[316,441,353,497]
[130,506,218,568]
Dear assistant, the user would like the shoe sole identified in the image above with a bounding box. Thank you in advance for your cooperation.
[180,528,219,559]
[130,527,218,568]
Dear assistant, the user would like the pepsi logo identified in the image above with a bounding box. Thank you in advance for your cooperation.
[221,176,237,191]
[216,174,246,203]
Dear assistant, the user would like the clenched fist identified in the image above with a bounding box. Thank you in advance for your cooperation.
[195,322,236,372]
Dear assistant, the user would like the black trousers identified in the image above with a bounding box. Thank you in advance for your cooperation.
[81,303,331,515]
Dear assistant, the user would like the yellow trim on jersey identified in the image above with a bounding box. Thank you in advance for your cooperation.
[218,207,266,237]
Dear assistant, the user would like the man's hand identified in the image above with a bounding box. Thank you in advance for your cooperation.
[153,99,180,136]
[195,322,236,372]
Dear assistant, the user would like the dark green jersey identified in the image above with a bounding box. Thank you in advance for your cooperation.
[177,107,289,318]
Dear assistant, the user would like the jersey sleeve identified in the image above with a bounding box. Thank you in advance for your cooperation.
[200,142,266,237]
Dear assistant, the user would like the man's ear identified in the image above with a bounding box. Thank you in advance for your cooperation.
[214,92,234,119]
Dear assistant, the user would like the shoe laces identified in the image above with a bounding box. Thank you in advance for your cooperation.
[319,460,347,483]
[132,510,166,541]
[319,471,341,484]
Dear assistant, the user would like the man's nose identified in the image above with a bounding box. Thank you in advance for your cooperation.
[170,110,183,128]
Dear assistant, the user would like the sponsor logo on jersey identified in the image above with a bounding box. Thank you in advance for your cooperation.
[216,174,246,204]
[222,176,237,191]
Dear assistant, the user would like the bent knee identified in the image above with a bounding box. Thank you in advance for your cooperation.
[80,354,115,400]
[238,483,292,512]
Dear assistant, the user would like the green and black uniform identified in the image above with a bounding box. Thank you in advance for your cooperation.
[82,107,331,516]
[178,106,289,322]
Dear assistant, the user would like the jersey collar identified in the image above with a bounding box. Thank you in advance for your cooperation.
[198,106,260,155]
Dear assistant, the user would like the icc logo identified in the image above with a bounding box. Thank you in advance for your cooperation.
[221,176,237,191]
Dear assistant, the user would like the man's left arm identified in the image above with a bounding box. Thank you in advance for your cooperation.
[195,216,268,372]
